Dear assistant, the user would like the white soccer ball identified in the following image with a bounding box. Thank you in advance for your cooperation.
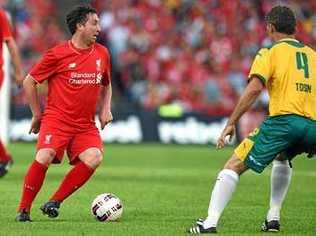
[91,193,123,222]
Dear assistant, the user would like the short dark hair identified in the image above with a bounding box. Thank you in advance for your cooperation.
[265,5,296,35]
[66,5,97,35]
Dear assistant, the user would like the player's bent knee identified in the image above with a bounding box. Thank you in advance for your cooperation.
[223,154,248,175]
[79,148,103,169]
[92,153,103,166]
[35,148,56,166]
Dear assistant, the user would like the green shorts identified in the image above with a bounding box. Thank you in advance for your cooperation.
[234,114,316,173]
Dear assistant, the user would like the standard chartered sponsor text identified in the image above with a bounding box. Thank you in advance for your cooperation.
[69,72,101,84]
[71,72,96,78]
[69,78,97,84]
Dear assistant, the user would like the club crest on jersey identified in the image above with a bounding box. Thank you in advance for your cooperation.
[44,134,52,144]
[68,63,76,68]
[96,59,101,71]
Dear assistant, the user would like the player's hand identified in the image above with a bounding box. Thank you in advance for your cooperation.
[13,70,24,86]
[216,124,236,149]
[29,115,42,134]
[99,111,113,130]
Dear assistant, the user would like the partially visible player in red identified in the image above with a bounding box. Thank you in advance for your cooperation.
[16,5,113,221]
[0,4,24,177]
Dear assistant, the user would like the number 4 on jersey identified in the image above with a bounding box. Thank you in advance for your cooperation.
[296,52,309,78]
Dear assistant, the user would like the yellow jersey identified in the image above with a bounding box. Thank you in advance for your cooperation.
[249,38,316,120]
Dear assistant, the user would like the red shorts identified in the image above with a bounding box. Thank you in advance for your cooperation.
[37,122,103,165]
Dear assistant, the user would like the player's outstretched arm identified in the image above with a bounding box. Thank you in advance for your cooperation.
[217,77,264,149]
[23,74,42,134]
[6,37,24,85]
[99,83,113,130]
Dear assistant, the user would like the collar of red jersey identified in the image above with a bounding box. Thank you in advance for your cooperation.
[68,40,95,55]
[277,38,299,43]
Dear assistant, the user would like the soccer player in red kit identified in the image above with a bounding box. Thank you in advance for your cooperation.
[0,6,24,177]
[16,5,113,221]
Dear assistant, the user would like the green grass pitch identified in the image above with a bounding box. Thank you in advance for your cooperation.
[2,143,316,235]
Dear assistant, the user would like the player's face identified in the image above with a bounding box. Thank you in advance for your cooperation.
[82,13,101,45]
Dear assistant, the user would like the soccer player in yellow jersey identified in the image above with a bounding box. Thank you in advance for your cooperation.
[188,5,316,234]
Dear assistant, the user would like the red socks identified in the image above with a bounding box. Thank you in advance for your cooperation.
[18,160,95,212]
[18,160,48,211]
[50,161,95,202]
[0,140,11,162]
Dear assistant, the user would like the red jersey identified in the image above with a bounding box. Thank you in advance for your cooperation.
[0,9,12,67]
[30,41,111,131]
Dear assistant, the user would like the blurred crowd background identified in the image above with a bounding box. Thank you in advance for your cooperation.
[6,0,316,118]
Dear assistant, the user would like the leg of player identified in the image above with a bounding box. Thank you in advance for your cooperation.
[41,148,103,218]
[262,154,292,232]
[0,140,13,178]
[16,148,56,222]
[188,154,248,234]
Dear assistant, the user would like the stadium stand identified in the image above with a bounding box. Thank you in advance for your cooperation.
[7,0,316,117]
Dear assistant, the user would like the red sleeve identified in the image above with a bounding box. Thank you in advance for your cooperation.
[102,48,111,86]
[29,49,58,83]
[0,10,12,40]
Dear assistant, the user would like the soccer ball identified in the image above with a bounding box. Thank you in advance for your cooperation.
[91,193,123,222]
